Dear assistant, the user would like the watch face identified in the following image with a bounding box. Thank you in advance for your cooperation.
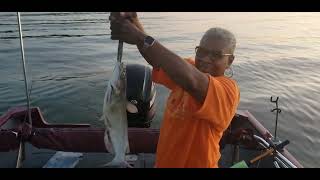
[145,36,155,45]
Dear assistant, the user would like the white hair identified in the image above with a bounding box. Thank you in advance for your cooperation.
[200,27,236,53]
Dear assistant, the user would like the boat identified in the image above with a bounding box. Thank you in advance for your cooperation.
[0,105,303,168]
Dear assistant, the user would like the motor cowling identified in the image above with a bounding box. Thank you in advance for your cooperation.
[126,63,156,128]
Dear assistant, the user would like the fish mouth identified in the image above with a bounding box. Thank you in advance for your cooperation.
[111,83,122,95]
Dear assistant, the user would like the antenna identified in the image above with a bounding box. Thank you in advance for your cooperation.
[17,12,32,126]
[16,12,32,168]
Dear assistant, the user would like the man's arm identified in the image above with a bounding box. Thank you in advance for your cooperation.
[110,12,209,104]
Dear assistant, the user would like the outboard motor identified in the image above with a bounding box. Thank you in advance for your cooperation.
[126,63,156,128]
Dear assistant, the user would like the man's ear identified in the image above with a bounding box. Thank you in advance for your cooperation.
[228,55,234,66]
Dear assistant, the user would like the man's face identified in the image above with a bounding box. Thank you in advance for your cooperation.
[195,38,234,77]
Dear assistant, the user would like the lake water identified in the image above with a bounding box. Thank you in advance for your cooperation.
[0,12,319,167]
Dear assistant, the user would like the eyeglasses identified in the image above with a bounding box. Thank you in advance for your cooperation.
[195,46,233,60]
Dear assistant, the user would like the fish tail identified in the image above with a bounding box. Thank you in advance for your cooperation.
[100,159,133,168]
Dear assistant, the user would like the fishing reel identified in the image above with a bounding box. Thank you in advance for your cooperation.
[126,63,156,128]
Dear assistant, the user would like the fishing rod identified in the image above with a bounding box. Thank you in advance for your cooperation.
[117,40,123,63]
[230,138,290,168]
[16,12,32,168]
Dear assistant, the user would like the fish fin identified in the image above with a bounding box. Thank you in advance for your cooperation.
[105,85,113,103]
[102,115,112,129]
[104,129,114,154]
[99,114,112,130]
[126,101,138,113]
[126,140,130,153]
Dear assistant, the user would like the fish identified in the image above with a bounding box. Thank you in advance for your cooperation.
[100,46,139,168]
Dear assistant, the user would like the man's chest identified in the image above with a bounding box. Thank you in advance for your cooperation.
[166,88,200,118]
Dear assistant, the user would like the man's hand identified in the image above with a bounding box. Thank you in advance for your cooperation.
[113,12,144,32]
[119,12,138,21]
[109,12,146,45]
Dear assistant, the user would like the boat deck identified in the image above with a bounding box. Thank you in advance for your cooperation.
[1,143,156,168]
[1,142,277,168]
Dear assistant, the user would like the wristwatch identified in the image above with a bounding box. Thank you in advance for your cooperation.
[141,35,156,53]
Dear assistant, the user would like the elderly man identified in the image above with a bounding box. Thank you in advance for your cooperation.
[109,12,240,168]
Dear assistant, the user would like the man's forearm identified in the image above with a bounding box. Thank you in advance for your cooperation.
[132,19,161,68]
[133,19,193,81]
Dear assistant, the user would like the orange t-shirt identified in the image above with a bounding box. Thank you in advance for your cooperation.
[152,58,240,168]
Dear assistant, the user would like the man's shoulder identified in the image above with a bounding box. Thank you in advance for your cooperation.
[211,76,240,104]
[210,76,239,92]
[184,57,195,65]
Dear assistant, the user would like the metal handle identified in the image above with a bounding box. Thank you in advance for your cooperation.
[117,40,123,62]
[270,96,281,140]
